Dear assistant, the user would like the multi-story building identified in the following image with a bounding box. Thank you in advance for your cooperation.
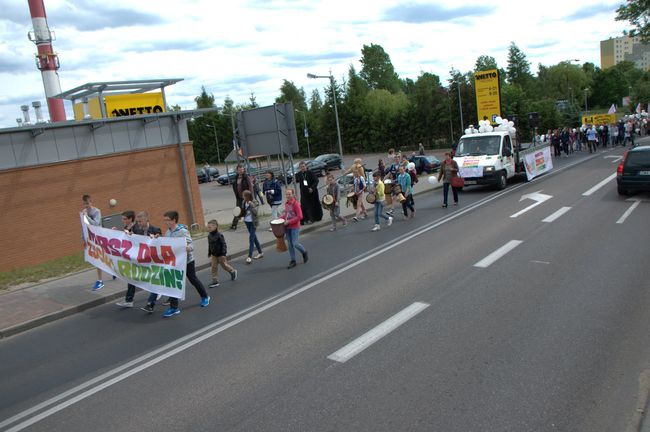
[600,35,650,70]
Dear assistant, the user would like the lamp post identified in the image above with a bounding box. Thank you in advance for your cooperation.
[295,109,311,158]
[205,123,221,164]
[307,71,343,157]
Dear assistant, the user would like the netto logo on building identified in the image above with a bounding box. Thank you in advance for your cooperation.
[111,106,164,116]
[475,71,498,80]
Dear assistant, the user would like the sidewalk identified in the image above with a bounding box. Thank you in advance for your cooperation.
[0,170,445,338]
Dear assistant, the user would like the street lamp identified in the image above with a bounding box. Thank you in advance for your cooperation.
[205,123,221,164]
[307,71,343,157]
[295,109,311,158]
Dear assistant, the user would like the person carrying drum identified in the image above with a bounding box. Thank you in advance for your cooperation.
[370,172,393,231]
[351,166,368,222]
[325,173,347,231]
[281,189,308,269]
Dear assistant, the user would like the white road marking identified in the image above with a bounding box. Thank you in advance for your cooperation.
[0,152,606,432]
[582,173,617,196]
[530,260,551,265]
[510,191,553,218]
[474,240,523,268]
[616,200,641,224]
[327,302,430,363]
[604,155,624,163]
[542,206,572,223]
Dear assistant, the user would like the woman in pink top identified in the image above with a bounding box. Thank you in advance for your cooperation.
[282,189,308,269]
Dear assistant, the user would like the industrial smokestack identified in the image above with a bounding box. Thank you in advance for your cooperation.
[27,0,66,122]
[21,105,32,125]
[32,100,45,123]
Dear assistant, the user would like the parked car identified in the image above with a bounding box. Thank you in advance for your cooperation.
[314,153,343,171]
[617,146,650,195]
[196,167,219,183]
[217,166,293,186]
[289,160,328,178]
[410,155,441,174]
[216,169,237,185]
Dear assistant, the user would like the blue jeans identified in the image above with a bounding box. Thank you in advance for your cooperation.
[286,227,305,262]
[245,221,262,257]
[443,183,458,206]
[374,201,390,224]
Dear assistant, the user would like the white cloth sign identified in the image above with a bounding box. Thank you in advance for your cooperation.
[80,214,187,299]
[523,146,553,181]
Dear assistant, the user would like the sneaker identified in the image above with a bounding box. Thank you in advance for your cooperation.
[231,269,238,281]
[287,260,297,269]
[200,296,210,307]
[387,216,394,227]
[268,227,273,232]
[372,224,380,232]
[454,202,458,206]
[209,281,220,288]
[246,257,252,264]
[162,307,180,318]
[342,219,348,226]
[162,298,171,306]
[352,217,358,222]
[302,251,309,263]
[92,280,104,291]
[253,253,264,260]
[140,304,154,313]
[156,294,162,301]
[116,301,133,308]
[329,227,336,232]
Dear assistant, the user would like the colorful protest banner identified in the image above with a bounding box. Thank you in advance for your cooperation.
[80,214,187,300]
[458,156,483,178]
[523,146,553,181]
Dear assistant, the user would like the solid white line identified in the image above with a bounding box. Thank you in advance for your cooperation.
[474,240,523,268]
[0,152,604,432]
[542,206,572,223]
[327,302,430,363]
[582,173,616,196]
[616,201,640,224]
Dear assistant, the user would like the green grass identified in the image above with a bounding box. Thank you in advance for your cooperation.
[0,252,91,291]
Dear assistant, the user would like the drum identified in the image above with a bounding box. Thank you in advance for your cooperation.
[232,206,243,217]
[384,180,393,195]
[346,191,358,209]
[321,194,334,211]
[397,192,407,203]
[270,218,288,252]
[366,193,376,204]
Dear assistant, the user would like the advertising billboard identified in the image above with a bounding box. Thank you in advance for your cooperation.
[474,69,502,124]
[105,93,165,117]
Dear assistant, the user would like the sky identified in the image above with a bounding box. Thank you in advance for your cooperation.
[0,0,629,127]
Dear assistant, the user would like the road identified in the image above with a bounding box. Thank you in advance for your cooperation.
[2,147,650,432]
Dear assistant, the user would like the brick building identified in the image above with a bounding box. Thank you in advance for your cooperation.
[0,112,205,271]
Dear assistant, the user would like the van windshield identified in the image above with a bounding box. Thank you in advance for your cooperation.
[457,136,501,156]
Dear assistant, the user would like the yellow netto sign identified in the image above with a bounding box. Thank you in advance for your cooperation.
[474,69,501,124]
[105,92,165,117]
[582,113,617,125]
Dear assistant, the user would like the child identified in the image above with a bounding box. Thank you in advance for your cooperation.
[243,190,263,264]
[352,167,368,222]
[81,194,108,291]
[325,173,347,231]
[371,172,393,231]
[207,220,237,288]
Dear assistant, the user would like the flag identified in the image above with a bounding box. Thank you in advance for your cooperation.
[607,104,616,114]
[636,103,641,114]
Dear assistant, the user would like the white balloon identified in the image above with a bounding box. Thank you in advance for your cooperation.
[495,116,503,124]
[487,125,494,132]
[407,162,415,171]
[510,127,516,133]
[465,128,471,134]
[508,121,514,127]
[427,176,437,185]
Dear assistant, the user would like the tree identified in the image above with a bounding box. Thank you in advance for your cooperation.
[616,0,650,42]
[475,55,498,72]
[194,86,215,109]
[506,42,533,88]
[359,43,402,93]
[276,80,307,111]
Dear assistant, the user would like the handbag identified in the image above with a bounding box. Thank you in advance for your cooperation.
[451,176,464,188]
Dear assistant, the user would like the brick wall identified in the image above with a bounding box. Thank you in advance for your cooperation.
[0,143,204,271]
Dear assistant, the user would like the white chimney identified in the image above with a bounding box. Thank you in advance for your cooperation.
[16,118,23,127]
[32,101,44,123]
[21,105,31,125]
[82,97,92,120]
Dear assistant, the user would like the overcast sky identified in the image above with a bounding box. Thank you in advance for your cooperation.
[0,0,628,127]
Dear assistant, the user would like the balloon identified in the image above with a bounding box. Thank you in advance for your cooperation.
[495,116,503,124]
[427,176,437,185]
[510,127,516,133]
[508,121,514,127]
[487,125,494,132]
[407,162,415,171]
[465,128,471,134]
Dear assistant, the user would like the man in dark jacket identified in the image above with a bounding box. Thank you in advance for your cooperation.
[207,219,237,288]
[116,211,162,308]
[294,162,322,224]
[231,165,254,230]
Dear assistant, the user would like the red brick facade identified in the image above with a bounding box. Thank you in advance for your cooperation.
[0,143,204,271]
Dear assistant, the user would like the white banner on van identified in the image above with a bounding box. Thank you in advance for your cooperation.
[523,146,553,181]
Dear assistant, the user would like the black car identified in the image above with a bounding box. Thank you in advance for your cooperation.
[289,160,328,178]
[411,155,441,174]
[314,153,343,171]
[216,169,237,185]
[617,146,650,195]
[197,167,219,183]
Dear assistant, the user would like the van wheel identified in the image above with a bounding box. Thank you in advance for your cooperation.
[496,172,507,190]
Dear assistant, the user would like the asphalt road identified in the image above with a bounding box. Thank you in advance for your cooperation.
[2,147,650,432]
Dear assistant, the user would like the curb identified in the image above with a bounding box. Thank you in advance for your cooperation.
[0,182,444,339]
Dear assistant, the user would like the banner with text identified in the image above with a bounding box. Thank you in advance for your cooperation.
[474,69,502,124]
[81,214,187,299]
[523,146,553,181]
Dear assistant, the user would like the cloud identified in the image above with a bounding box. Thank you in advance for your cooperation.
[47,1,163,31]
[0,54,33,73]
[565,4,616,20]
[383,3,492,23]
[528,41,559,50]
[130,40,210,53]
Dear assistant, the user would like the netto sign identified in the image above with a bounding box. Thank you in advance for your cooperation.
[105,93,165,118]
[474,69,501,124]
[475,71,498,80]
